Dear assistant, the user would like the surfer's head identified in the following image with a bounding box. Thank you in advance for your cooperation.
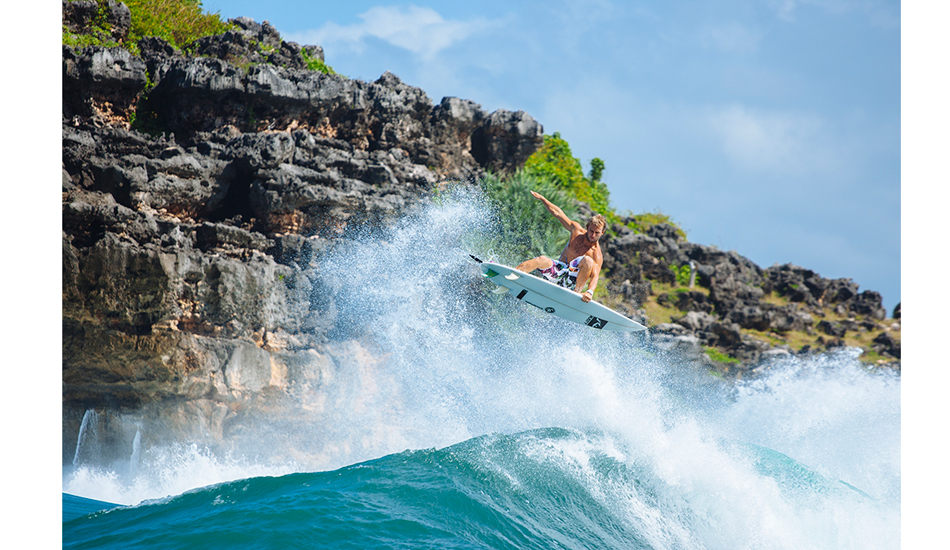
[586,215,606,242]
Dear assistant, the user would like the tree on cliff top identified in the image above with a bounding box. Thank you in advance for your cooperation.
[523,132,616,225]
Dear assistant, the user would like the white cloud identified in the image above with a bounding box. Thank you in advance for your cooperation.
[286,5,499,61]
[707,104,836,174]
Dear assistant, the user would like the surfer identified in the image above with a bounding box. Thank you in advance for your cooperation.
[515,191,606,303]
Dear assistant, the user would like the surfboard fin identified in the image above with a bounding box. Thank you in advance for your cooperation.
[491,286,510,295]
[504,272,521,281]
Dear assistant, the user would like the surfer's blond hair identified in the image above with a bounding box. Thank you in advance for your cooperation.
[588,214,607,231]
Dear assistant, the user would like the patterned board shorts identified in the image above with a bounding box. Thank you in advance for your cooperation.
[538,257,584,290]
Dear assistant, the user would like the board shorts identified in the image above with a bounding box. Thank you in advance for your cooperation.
[538,257,584,290]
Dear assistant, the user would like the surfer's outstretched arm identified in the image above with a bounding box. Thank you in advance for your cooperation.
[530,191,579,231]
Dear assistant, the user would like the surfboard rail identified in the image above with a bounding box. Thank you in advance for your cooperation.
[473,258,646,332]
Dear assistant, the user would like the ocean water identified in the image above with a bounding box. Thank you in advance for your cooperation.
[63,188,900,549]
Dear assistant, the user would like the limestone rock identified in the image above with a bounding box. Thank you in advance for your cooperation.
[62,0,131,40]
[471,109,544,174]
[61,30,548,433]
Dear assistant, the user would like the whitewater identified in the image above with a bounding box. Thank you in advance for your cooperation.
[63,187,900,549]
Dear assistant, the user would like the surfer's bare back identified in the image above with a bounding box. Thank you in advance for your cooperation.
[515,191,606,303]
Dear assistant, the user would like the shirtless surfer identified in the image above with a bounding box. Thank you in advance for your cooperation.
[515,191,606,303]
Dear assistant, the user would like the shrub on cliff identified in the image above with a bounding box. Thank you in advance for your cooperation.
[63,0,231,54]
[124,0,231,53]
[301,48,335,75]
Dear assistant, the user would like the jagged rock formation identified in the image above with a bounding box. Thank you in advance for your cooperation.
[601,222,900,373]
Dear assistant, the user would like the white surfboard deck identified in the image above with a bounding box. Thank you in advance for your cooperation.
[478,260,647,332]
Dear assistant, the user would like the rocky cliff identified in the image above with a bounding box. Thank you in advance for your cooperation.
[62,4,899,465]
[597,220,900,372]
[62,7,547,463]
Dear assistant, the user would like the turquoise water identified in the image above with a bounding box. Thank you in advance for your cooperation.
[64,426,889,549]
[62,189,900,549]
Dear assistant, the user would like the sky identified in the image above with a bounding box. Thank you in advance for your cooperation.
[204,0,902,313]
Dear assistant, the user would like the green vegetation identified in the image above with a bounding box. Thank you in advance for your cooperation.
[704,346,741,365]
[63,26,122,49]
[62,1,121,49]
[671,264,691,287]
[64,0,232,55]
[523,132,617,225]
[478,170,579,264]
[301,48,336,75]
[65,0,336,75]
[123,0,231,54]
[588,157,605,184]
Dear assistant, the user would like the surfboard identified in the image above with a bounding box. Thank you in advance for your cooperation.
[473,257,647,332]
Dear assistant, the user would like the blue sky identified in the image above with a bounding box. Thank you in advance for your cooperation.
[207,0,901,311]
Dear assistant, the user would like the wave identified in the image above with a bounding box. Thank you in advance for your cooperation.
[64,425,894,549]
